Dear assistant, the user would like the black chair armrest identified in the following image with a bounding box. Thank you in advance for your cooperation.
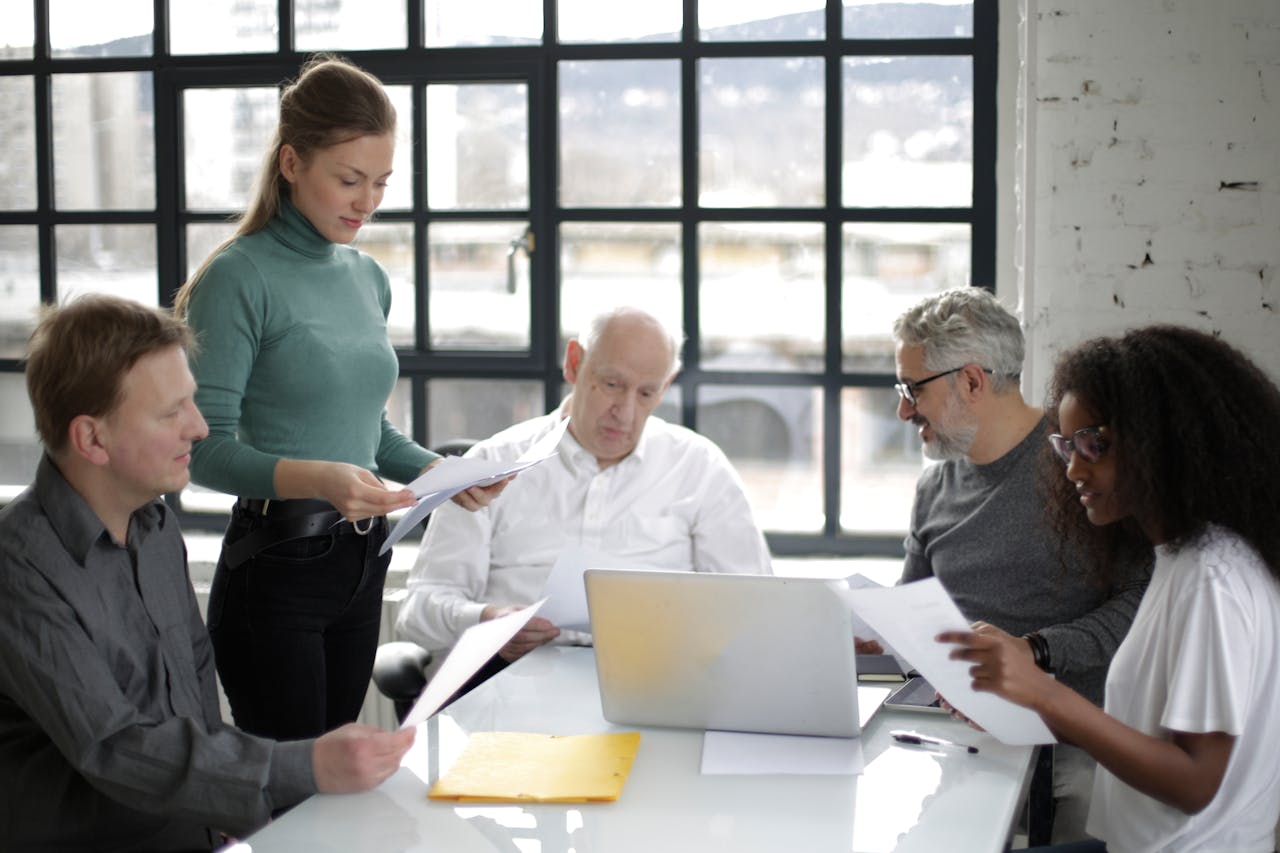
[372,641,433,703]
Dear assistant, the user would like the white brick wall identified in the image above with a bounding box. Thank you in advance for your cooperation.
[1000,0,1280,399]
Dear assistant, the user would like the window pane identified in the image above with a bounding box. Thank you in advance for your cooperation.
[844,0,973,39]
[50,0,151,57]
[557,0,680,43]
[0,2,34,58]
[0,76,37,210]
[294,0,407,51]
[700,1,823,41]
[700,57,824,208]
[383,86,414,212]
[171,0,278,54]
[185,222,239,286]
[700,222,824,372]
[0,373,39,492]
[841,387,925,534]
[842,222,970,371]
[55,224,157,305]
[426,0,542,46]
[354,221,416,349]
[559,222,682,351]
[559,60,680,208]
[184,87,278,212]
[0,226,39,359]
[698,384,823,532]
[428,221,530,351]
[53,72,155,211]
[843,56,972,208]
[427,83,528,211]
[428,379,545,446]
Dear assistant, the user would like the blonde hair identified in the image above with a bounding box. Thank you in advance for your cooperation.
[173,54,396,318]
[26,295,195,455]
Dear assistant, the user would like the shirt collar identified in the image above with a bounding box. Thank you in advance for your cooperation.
[33,454,168,565]
[554,402,654,473]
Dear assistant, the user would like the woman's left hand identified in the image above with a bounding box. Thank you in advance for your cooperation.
[936,622,1053,711]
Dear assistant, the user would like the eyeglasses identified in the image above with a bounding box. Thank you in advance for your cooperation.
[1048,425,1111,465]
[894,365,991,408]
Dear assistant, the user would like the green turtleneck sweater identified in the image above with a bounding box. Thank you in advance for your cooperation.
[186,201,436,499]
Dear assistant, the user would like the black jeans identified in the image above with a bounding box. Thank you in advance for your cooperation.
[207,503,390,740]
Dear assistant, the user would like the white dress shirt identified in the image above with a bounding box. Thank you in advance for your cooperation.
[396,410,772,651]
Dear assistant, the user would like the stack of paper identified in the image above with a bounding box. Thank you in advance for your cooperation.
[380,417,571,555]
[429,731,642,803]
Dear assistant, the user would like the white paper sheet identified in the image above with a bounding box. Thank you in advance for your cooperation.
[839,578,1056,746]
[701,731,865,775]
[536,547,596,632]
[379,418,571,555]
[845,572,912,673]
[398,598,548,730]
[537,545,655,632]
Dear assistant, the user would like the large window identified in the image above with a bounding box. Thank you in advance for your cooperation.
[0,0,995,555]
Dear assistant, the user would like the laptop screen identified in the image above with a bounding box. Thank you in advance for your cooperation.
[585,569,861,738]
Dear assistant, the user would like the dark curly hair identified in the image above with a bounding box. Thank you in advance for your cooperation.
[1041,325,1280,584]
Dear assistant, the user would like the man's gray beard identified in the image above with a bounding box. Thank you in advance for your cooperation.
[922,422,977,461]
[921,393,978,461]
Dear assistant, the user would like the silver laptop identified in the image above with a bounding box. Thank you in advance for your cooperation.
[584,569,860,738]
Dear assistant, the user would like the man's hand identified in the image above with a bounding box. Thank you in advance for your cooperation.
[451,476,514,512]
[854,637,884,655]
[481,604,561,662]
[312,723,415,794]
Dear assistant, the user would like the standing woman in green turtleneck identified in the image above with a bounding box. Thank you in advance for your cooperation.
[174,55,498,741]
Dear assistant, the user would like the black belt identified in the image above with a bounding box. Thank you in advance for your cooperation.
[224,497,379,569]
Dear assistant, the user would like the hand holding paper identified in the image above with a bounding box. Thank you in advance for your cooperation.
[839,578,1055,745]
[379,417,571,555]
[399,598,549,729]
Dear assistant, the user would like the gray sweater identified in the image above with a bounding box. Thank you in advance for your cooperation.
[902,417,1148,704]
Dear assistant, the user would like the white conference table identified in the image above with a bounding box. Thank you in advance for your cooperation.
[236,646,1034,853]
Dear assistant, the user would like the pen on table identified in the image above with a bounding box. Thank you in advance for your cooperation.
[890,729,979,754]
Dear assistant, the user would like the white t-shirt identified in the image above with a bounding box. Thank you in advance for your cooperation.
[1088,525,1280,852]
[396,410,773,651]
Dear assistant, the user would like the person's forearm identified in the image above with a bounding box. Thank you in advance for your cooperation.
[1034,681,1229,814]
[273,457,322,500]
[1041,575,1147,678]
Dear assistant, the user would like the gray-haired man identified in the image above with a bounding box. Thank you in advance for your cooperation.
[890,287,1148,844]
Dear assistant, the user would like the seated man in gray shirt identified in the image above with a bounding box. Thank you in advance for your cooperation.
[0,295,413,852]
[889,287,1149,844]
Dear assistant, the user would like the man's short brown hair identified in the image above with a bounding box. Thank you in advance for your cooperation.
[25,295,195,455]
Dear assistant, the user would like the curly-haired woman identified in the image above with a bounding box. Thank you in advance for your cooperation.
[941,325,1280,852]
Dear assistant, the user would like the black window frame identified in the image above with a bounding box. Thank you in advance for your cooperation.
[0,0,997,558]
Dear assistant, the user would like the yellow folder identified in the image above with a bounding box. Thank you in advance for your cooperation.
[428,731,642,803]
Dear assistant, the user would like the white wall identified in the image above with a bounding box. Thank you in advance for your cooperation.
[997,0,1280,401]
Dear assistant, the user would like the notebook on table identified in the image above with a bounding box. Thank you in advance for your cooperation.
[584,569,861,738]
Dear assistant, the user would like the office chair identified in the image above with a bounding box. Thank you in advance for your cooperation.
[372,641,433,723]
[371,439,475,724]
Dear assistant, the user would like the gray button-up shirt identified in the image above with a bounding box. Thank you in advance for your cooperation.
[0,455,315,851]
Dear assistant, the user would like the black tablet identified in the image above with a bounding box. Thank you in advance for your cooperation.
[883,676,948,714]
